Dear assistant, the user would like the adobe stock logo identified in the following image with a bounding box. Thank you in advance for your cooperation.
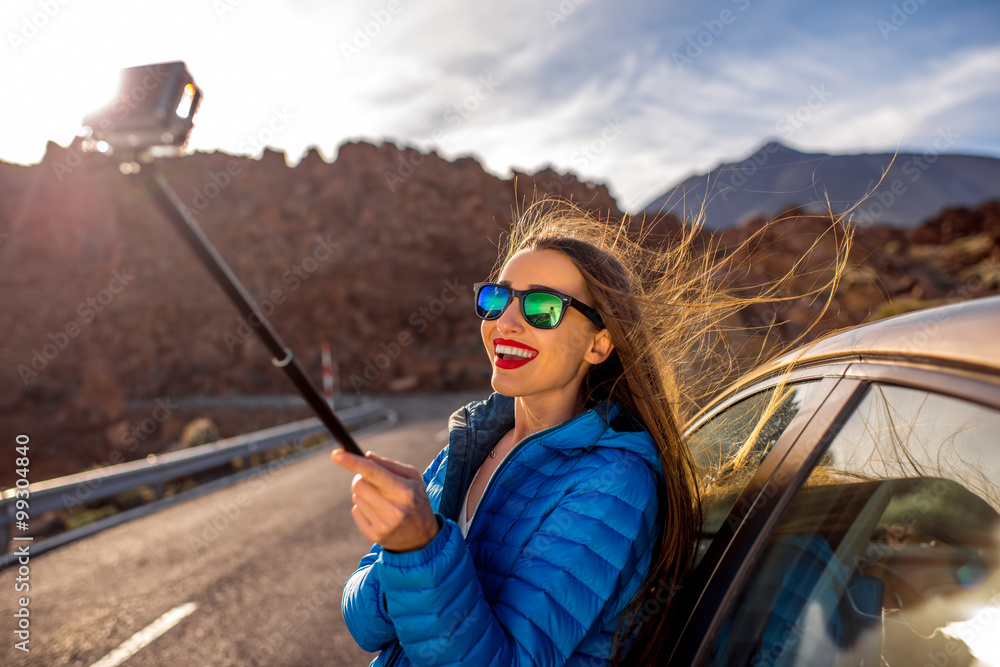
[349,278,466,391]
[17,268,135,385]
[119,398,180,451]
[184,160,243,217]
[545,0,586,31]
[221,235,342,353]
[340,0,405,63]
[7,0,73,53]
[671,0,752,70]
[877,0,930,40]
[775,85,833,138]
[381,75,501,191]
[853,126,959,227]
[212,0,245,20]
[717,85,834,203]
[570,117,627,171]
[52,65,171,183]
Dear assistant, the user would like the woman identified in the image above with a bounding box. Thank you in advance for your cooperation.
[333,201,844,665]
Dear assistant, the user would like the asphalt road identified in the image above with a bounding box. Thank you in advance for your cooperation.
[1,393,483,667]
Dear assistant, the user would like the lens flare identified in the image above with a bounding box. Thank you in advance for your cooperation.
[175,83,196,118]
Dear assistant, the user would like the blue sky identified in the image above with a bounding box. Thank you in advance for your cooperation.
[1,0,998,211]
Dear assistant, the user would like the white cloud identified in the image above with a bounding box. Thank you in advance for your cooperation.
[1,0,997,214]
[789,44,1000,152]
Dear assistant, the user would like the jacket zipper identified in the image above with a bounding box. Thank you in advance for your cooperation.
[384,640,403,666]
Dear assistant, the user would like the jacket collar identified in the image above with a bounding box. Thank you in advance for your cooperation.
[438,393,621,520]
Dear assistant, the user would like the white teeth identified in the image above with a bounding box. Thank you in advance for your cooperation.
[496,344,537,359]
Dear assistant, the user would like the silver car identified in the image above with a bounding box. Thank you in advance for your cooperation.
[665,295,1000,666]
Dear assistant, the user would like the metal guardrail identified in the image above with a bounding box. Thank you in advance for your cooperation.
[0,401,387,560]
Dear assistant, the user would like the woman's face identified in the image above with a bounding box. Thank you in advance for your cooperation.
[481,248,613,404]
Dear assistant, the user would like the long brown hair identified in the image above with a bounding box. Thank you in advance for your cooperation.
[494,198,852,663]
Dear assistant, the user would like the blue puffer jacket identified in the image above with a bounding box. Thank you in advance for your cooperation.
[342,392,664,666]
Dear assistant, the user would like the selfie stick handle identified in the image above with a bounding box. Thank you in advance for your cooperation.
[146,166,364,456]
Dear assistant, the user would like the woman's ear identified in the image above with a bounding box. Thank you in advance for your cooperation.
[585,329,614,365]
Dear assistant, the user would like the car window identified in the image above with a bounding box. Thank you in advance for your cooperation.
[710,384,1000,666]
[690,381,818,558]
[827,383,1000,499]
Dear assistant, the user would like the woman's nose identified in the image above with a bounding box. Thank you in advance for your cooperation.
[496,297,525,332]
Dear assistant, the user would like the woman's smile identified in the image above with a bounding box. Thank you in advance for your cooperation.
[493,338,539,369]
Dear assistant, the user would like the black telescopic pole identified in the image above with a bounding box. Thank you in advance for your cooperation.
[143,162,363,456]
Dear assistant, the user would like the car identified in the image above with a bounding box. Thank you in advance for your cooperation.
[661,294,1000,666]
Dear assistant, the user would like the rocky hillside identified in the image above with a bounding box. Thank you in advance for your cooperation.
[716,202,1000,369]
[0,139,619,485]
[0,140,997,486]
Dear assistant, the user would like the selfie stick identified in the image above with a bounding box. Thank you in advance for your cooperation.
[144,164,364,456]
[81,61,362,455]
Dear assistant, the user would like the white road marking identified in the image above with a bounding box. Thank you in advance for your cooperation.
[90,602,198,667]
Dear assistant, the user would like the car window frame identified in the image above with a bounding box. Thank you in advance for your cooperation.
[843,359,1000,412]
[666,365,862,664]
[668,358,1000,666]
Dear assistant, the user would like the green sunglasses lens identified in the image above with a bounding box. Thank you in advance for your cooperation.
[523,292,564,328]
[476,285,509,319]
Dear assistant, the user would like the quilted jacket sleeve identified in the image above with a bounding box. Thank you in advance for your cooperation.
[377,448,660,666]
[342,545,395,652]
[341,448,449,653]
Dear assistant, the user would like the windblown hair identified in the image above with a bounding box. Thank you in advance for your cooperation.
[492,198,852,665]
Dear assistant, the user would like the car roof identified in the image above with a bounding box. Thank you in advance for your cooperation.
[705,294,1000,407]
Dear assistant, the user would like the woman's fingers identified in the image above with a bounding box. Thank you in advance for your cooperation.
[352,475,404,516]
[349,478,399,543]
[350,504,382,544]
[331,448,379,476]
[332,448,439,551]
[364,451,421,479]
[334,450,426,512]
[334,450,427,523]
[351,484,435,550]
[332,449,417,493]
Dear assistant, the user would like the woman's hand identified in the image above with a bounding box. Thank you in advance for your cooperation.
[331,448,439,552]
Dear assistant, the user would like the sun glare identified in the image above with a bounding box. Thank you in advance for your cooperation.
[3,56,122,165]
[944,611,1000,666]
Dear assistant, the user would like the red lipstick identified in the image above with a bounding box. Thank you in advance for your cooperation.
[493,338,538,370]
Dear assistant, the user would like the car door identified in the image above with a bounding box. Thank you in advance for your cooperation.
[668,360,1000,666]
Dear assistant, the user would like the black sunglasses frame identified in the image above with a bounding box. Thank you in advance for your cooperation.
[473,282,605,330]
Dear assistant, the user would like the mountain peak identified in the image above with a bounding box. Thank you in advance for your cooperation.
[757,140,804,155]
[644,142,1000,230]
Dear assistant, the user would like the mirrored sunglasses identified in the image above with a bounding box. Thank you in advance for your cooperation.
[473,282,604,330]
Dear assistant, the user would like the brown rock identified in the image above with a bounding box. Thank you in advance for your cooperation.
[387,375,419,392]
[76,356,126,423]
[179,418,220,448]
[104,421,130,451]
